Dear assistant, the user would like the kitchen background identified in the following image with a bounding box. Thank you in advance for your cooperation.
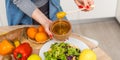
[0,0,119,26]
[0,0,120,60]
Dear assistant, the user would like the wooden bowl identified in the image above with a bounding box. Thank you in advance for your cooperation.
[23,27,50,44]
[50,19,72,41]
[27,37,50,44]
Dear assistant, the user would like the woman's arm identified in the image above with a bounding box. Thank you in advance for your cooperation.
[13,0,37,17]
[32,8,52,36]
[13,0,52,36]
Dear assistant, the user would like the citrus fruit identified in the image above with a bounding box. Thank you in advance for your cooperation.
[56,11,66,19]
[79,49,97,60]
[35,32,48,43]
[27,54,41,60]
[38,25,45,32]
[27,27,38,39]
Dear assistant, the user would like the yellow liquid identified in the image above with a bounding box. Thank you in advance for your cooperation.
[51,21,71,35]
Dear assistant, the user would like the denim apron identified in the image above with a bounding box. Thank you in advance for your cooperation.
[5,0,62,25]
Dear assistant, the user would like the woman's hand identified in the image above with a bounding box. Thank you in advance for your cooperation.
[42,19,53,38]
[74,0,94,11]
[32,8,53,38]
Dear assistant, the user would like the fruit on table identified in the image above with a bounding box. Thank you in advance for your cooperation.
[27,27,38,39]
[35,32,48,43]
[38,26,45,32]
[13,43,32,60]
[2,55,12,60]
[0,39,15,56]
[27,25,49,43]
[79,49,97,60]
[27,54,41,60]
[56,11,66,19]
[13,39,21,47]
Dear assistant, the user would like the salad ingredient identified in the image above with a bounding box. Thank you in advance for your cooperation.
[38,26,45,32]
[27,27,38,39]
[79,49,96,60]
[56,11,66,19]
[27,26,49,43]
[27,54,41,60]
[2,55,12,60]
[13,39,21,47]
[35,32,48,43]
[44,43,81,60]
[0,39,15,56]
[67,56,73,60]
[13,43,32,60]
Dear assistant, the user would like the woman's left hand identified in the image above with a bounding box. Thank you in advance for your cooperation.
[74,0,94,11]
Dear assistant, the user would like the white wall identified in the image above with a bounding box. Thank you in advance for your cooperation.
[0,0,117,25]
[61,0,117,20]
[116,0,120,23]
[0,0,8,26]
[0,17,2,26]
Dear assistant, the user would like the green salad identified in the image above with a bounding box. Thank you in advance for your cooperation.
[44,42,81,60]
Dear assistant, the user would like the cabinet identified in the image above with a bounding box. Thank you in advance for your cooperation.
[116,0,120,23]
[61,0,117,20]
[0,18,2,26]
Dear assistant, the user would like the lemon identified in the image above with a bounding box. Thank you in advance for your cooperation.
[27,54,42,60]
[56,11,66,19]
[79,49,97,60]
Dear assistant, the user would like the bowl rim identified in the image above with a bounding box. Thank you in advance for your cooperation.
[50,20,72,36]
[27,37,50,44]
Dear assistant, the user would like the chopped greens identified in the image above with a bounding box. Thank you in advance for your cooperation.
[44,43,81,60]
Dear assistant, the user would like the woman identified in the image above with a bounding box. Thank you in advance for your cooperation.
[5,0,94,37]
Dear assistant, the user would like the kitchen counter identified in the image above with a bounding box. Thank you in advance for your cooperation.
[0,25,112,60]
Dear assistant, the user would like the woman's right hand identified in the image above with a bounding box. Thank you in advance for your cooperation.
[32,8,53,38]
[42,19,53,38]
[74,0,94,11]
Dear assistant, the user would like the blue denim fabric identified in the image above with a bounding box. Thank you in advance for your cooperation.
[6,0,33,25]
[49,0,62,21]
[5,0,62,25]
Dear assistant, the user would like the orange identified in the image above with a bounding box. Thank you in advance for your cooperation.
[38,25,45,32]
[27,27,38,39]
[35,32,48,43]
